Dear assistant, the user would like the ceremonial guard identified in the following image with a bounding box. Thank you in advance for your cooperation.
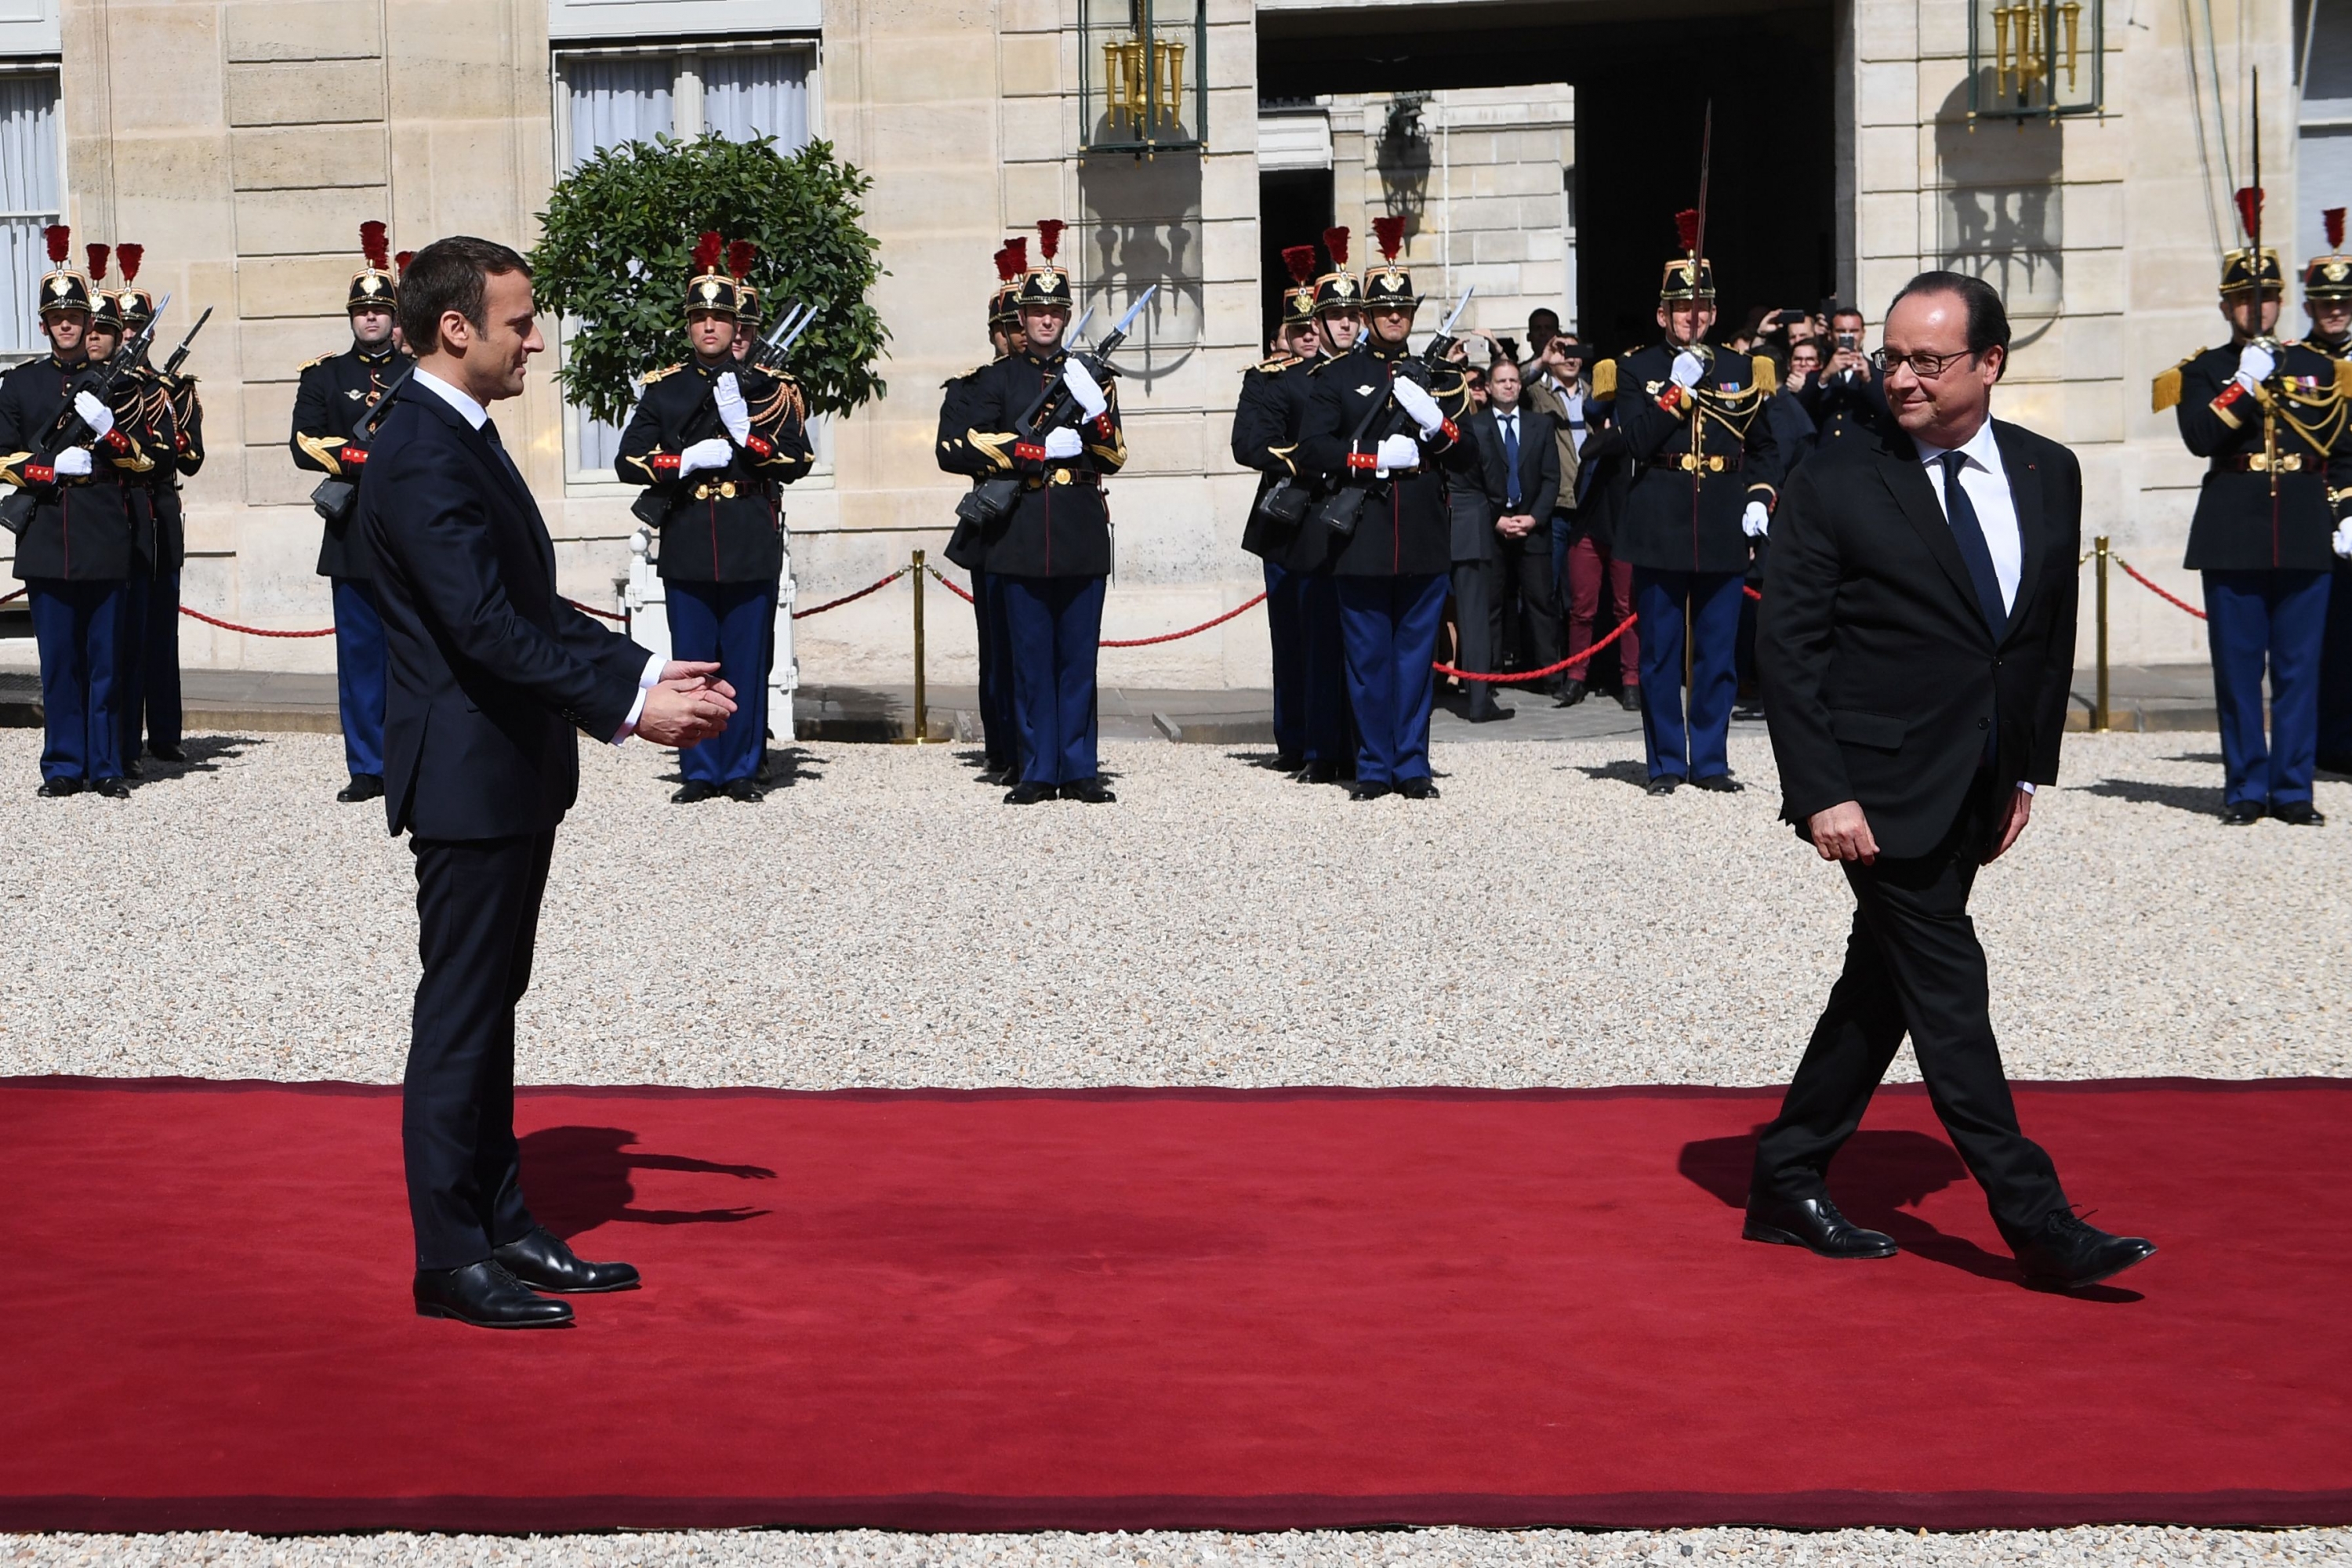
[1596,209,1782,795]
[938,220,1128,804]
[1232,244,1327,768]
[1294,216,1475,801]
[2154,187,2352,824]
[77,250,158,777]
[939,241,1028,783]
[114,247,202,767]
[0,226,154,797]
[2304,207,2352,777]
[618,234,815,803]
[290,222,412,803]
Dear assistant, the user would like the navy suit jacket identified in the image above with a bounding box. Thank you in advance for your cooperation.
[357,379,650,840]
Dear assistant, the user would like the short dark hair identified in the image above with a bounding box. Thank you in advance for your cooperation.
[1528,307,1560,334]
[1886,270,2010,372]
[1828,301,1863,325]
[398,235,533,354]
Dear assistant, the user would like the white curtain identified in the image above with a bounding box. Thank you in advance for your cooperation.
[704,53,811,151]
[566,58,673,471]
[0,73,60,361]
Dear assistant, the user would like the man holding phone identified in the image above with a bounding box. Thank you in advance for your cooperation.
[1798,304,1887,447]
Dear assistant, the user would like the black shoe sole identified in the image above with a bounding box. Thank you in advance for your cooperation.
[2022,1244,2157,1292]
[414,1301,574,1328]
[497,1275,642,1295]
[1741,1219,1900,1259]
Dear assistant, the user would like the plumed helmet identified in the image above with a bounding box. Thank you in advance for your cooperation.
[1015,220,1074,310]
[2303,205,2352,303]
[991,238,1027,327]
[114,243,156,332]
[348,221,398,312]
[685,230,744,318]
[38,224,92,317]
[1312,226,1360,314]
[1659,208,1716,302]
[1363,216,1417,310]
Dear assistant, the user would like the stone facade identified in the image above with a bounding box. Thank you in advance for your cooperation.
[0,0,2314,683]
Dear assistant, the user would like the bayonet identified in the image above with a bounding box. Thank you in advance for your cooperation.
[158,304,212,379]
[1436,284,1475,342]
[1107,285,1156,342]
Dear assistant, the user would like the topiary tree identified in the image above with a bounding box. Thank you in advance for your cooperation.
[532,132,888,426]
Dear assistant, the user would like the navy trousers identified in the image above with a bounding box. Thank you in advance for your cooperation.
[971,565,1018,773]
[27,579,126,785]
[666,577,775,786]
[1634,567,1744,782]
[1336,573,1446,786]
[332,575,387,780]
[1298,575,1350,767]
[2204,568,2331,808]
[994,572,1105,786]
[141,570,181,750]
[2320,560,2352,766]
[1265,560,1307,761]
[116,575,148,763]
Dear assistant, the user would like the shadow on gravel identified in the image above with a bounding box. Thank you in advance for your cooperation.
[2162,752,2225,767]
[522,1125,777,1240]
[135,734,266,787]
[2074,777,2227,818]
[760,746,826,789]
[1569,758,1651,788]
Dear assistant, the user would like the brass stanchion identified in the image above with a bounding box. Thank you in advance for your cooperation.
[2093,535,2111,732]
[899,548,936,745]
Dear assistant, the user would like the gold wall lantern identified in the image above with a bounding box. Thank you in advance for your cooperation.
[1970,0,2103,120]
[1082,0,1205,154]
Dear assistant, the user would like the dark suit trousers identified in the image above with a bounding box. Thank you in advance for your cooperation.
[1449,555,1503,718]
[404,830,555,1270]
[1751,775,2068,1235]
[1497,528,1563,688]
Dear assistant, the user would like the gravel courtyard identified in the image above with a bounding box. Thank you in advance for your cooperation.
[5,727,2345,1567]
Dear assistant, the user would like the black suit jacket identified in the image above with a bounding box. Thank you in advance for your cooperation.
[1759,417,2080,859]
[1471,404,1561,524]
[357,379,651,840]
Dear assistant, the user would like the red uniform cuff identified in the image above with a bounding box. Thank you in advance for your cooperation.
[102,428,131,453]
[1658,384,1686,412]
[745,433,773,459]
[27,463,53,485]
[1091,412,1114,440]
[1439,418,1458,443]
[1014,441,1047,463]
[1347,451,1378,471]
[649,452,681,473]
[338,445,368,466]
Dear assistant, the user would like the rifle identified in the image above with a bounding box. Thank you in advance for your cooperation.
[1311,285,1477,539]
[954,289,1154,529]
[310,360,414,528]
[0,293,171,537]
[156,306,212,379]
[630,303,827,528]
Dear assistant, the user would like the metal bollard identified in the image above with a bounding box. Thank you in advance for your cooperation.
[903,549,935,745]
[2093,535,2111,732]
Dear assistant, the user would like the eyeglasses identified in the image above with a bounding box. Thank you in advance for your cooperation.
[1870,347,1978,379]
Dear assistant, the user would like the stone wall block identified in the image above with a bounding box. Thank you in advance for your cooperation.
[233,187,392,256]
[231,125,388,191]
[223,1,383,63]
[236,255,366,318]
[240,317,352,383]
[226,60,387,127]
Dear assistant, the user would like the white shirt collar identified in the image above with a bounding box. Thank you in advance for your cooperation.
[1913,416,2001,474]
[412,365,490,432]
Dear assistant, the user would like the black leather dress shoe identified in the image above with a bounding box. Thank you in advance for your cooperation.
[1348,782,1390,802]
[2003,1209,2156,1291]
[1060,777,1116,803]
[148,742,186,764]
[724,778,764,803]
[1555,679,1588,708]
[1744,1195,1899,1259]
[122,757,144,780]
[2221,800,2264,826]
[92,777,130,799]
[1646,775,1681,797]
[337,774,385,804]
[672,780,719,804]
[491,1225,641,1294]
[1617,687,1642,711]
[1691,772,1744,793]
[413,1261,574,1328]
[1004,781,1055,805]
[2271,800,2326,826]
[1271,752,1303,773]
[1396,777,1439,800]
[35,777,82,798]
[1299,760,1341,784]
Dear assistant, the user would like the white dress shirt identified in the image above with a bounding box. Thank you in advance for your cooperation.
[1911,416,2034,795]
[411,367,662,742]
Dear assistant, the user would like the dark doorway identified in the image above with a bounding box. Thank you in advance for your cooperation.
[1259,166,1335,347]
[1257,0,1838,355]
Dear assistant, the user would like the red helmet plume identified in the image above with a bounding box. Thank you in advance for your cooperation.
[994,245,1023,282]
[1371,215,1406,263]
[394,249,413,277]
[44,223,68,265]
[726,239,757,281]
[692,230,724,275]
[85,244,108,283]
[2328,208,2347,252]
[1675,208,1701,254]
[1003,236,1029,274]
[360,220,389,270]
[116,243,142,283]
[2234,187,2263,242]
[1282,245,1317,285]
[1036,219,1065,262]
[1322,227,1349,269]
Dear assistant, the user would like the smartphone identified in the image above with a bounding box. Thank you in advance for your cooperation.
[1773,310,1807,326]
[1836,331,1860,350]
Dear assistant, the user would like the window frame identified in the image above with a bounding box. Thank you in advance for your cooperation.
[0,57,65,368]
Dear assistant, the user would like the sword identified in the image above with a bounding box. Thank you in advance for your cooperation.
[1693,100,1714,278]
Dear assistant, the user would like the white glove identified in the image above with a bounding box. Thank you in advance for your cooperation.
[1670,350,1707,390]
[712,372,751,444]
[677,436,734,478]
[2335,520,2352,560]
[1062,359,1109,421]
[1742,500,1771,539]
[51,446,92,478]
[2234,342,2276,395]
[1390,376,1444,437]
[73,390,114,441]
[1041,426,1083,460]
[1374,432,1421,472]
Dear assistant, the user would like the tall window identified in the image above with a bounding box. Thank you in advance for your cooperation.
[554,45,814,477]
[0,67,61,362]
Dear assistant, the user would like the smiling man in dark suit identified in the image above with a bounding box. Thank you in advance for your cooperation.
[1751,270,2154,1294]
[358,236,738,1329]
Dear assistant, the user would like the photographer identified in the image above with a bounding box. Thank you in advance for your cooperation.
[1797,303,1889,446]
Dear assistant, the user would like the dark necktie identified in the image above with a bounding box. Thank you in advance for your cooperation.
[480,415,527,492]
[1501,414,1521,506]
[1937,450,2008,641]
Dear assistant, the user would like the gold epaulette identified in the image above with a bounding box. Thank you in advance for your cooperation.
[1254,352,1298,372]
[1751,354,1779,396]
[2151,357,2194,413]
[1591,358,1617,399]
[641,364,684,385]
[299,351,335,372]
[2335,359,2352,397]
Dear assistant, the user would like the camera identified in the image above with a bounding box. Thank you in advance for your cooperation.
[1836,331,1860,351]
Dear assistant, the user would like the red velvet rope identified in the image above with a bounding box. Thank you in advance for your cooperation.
[1436,612,1638,682]
[2114,556,2209,621]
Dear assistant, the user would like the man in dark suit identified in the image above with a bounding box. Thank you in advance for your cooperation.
[1456,358,1562,714]
[358,237,736,1329]
[1751,270,2154,1294]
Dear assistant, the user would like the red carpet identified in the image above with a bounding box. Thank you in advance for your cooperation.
[2,1077,2347,1534]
